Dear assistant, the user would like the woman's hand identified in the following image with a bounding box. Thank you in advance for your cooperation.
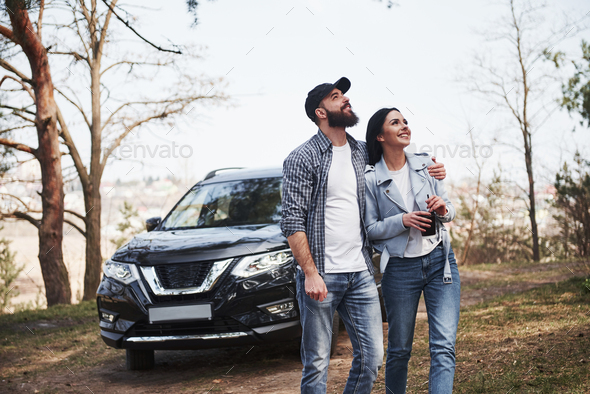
[402,211,432,232]
[426,195,447,216]
[427,157,446,180]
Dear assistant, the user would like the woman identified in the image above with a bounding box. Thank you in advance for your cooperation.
[364,107,460,394]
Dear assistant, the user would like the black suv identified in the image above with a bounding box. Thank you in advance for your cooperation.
[97,167,383,370]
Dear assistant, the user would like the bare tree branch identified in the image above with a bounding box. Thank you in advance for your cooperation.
[78,0,93,31]
[0,137,37,156]
[12,112,37,124]
[3,211,41,229]
[0,103,36,115]
[54,87,91,129]
[461,125,484,265]
[0,124,33,135]
[0,75,36,102]
[72,2,92,67]
[100,59,172,77]
[98,0,117,62]
[0,59,33,84]
[64,218,86,237]
[100,111,172,172]
[64,209,86,221]
[56,105,89,189]
[0,24,14,41]
[100,98,186,131]
[0,193,42,229]
[37,0,45,39]
[48,51,88,62]
[100,0,181,54]
[0,192,36,211]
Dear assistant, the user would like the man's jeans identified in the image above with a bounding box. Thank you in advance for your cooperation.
[296,269,384,394]
[382,243,460,394]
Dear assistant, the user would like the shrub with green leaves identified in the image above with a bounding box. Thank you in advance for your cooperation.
[110,201,144,250]
[0,235,23,313]
[553,151,590,258]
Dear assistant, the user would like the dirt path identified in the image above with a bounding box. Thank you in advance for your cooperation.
[5,260,590,394]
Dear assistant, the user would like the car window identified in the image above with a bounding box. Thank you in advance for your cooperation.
[162,177,282,229]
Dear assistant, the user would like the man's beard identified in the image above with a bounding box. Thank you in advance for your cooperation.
[325,107,359,128]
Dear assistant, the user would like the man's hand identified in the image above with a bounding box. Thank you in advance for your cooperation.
[427,156,446,180]
[287,232,328,301]
[305,271,328,302]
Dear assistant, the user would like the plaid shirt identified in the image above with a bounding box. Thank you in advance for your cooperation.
[281,129,373,276]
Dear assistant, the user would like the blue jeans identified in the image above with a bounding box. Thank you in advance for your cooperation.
[382,243,460,394]
[296,269,384,394]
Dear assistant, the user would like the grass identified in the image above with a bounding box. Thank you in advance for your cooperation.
[385,277,590,393]
[460,257,589,273]
[1,271,589,393]
[0,300,119,379]
[459,258,590,293]
[1,299,97,324]
[0,299,301,393]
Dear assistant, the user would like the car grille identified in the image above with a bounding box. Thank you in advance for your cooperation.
[154,261,216,289]
[129,317,245,337]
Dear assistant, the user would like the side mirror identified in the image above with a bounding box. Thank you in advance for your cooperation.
[146,217,161,232]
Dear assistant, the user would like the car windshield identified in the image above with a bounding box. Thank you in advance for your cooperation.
[162,177,282,230]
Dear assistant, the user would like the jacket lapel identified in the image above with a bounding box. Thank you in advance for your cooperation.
[406,152,429,208]
[375,157,408,213]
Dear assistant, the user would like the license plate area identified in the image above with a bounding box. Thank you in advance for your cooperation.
[148,304,212,323]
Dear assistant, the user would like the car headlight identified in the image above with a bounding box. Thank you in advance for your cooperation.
[103,259,140,285]
[232,250,293,278]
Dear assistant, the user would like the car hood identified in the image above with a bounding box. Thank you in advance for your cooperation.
[111,224,288,265]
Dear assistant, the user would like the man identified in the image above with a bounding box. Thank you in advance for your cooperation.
[281,77,445,393]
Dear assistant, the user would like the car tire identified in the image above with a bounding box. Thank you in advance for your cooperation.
[126,349,155,370]
[330,312,339,358]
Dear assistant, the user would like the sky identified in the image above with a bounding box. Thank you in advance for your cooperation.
[8,0,590,190]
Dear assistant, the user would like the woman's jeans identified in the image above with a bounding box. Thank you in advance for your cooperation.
[296,269,384,394]
[382,243,460,394]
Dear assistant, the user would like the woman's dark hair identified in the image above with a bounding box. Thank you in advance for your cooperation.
[365,107,400,165]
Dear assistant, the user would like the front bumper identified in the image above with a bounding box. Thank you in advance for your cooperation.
[100,320,301,350]
[97,262,300,350]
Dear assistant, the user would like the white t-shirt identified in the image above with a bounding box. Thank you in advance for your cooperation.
[324,142,367,273]
[389,162,439,258]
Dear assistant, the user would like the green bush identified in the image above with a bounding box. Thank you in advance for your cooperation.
[110,201,144,250]
[0,235,23,313]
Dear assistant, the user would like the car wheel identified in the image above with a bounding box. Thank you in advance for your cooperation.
[126,349,155,370]
[330,312,339,358]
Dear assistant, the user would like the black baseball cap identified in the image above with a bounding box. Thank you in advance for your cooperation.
[305,77,351,122]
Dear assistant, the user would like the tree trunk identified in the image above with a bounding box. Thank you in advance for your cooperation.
[511,0,540,262]
[525,151,540,261]
[82,180,102,300]
[461,172,481,265]
[8,1,71,305]
[82,38,104,301]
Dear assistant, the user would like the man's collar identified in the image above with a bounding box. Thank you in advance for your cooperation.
[316,129,332,152]
[316,128,359,152]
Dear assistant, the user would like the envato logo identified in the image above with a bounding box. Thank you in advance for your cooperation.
[406,143,493,159]
[114,142,193,159]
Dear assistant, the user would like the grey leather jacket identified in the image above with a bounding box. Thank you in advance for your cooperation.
[364,152,456,283]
